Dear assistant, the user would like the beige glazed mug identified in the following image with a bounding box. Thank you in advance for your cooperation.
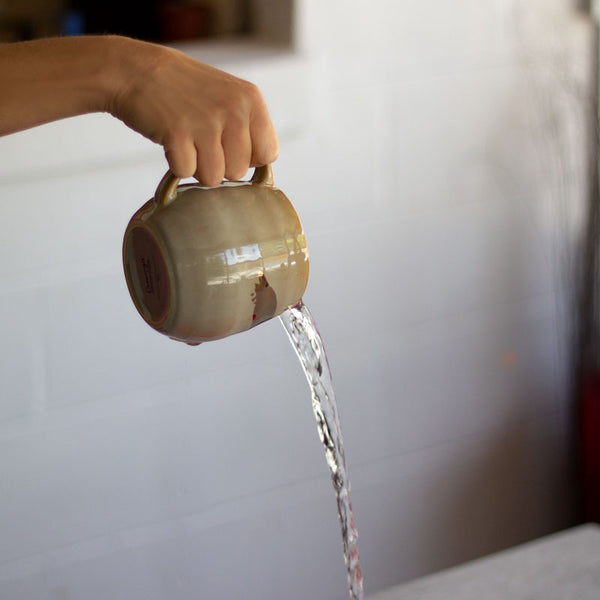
[123,165,309,345]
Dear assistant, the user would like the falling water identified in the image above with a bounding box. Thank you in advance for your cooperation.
[279,301,364,600]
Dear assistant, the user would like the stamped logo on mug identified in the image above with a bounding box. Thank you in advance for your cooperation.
[125,227,171,324]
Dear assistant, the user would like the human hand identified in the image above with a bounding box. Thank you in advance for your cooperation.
[107,37,279,187]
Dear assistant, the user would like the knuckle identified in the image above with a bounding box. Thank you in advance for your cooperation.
[241,80,262,101]
[223,80,263,117]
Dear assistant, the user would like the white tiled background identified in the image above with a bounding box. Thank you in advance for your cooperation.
[0,1,596,598]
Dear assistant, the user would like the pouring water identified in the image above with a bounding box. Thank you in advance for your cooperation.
[280,302,364,600]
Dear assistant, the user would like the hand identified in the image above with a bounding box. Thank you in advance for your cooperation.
[108,38,279,186]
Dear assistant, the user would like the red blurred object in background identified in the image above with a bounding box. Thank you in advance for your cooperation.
[582,373,600,522]
[158,2,213,42]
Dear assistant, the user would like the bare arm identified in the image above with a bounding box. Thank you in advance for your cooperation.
[0,35,278,186]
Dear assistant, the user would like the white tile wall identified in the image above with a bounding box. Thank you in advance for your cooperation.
[0,1,594,599]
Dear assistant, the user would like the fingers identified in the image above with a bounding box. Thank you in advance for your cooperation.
[221,121,252,182]
[195,140,225,188]
[164,132,196,179]
[166,124,277,187]
[160,74,278,186]
[165,119,277,187]
[164,130,225,187]
[249,101,279,168]
[220,83,278,181]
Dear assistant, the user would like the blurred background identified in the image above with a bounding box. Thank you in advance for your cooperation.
[0,0,598,598]
[0,0,290,42]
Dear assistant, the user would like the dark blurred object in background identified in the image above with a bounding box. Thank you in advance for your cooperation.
[0,0,240,43]
[0,0,63,41]
[582,375,600,522]
[157,2,213,42]
[69,0,162,40]
[0,16,34,42]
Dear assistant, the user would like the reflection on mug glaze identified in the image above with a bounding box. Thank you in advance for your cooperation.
[251,274,277,327]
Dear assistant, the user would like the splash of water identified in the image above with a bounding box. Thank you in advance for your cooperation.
[280,302,364,600]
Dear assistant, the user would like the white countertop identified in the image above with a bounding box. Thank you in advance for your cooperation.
[371,524,600,600]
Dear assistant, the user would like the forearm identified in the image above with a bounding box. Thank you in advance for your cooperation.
[0,36,125,136]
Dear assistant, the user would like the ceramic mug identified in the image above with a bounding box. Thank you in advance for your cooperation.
[123,165,309,345]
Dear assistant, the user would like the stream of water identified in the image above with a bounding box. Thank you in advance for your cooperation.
[279,302,364,600]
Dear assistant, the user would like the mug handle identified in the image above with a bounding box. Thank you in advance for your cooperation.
[154,164,274,206]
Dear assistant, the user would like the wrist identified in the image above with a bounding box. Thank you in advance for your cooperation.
[100,36,170,120]
[89,35,137,115]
